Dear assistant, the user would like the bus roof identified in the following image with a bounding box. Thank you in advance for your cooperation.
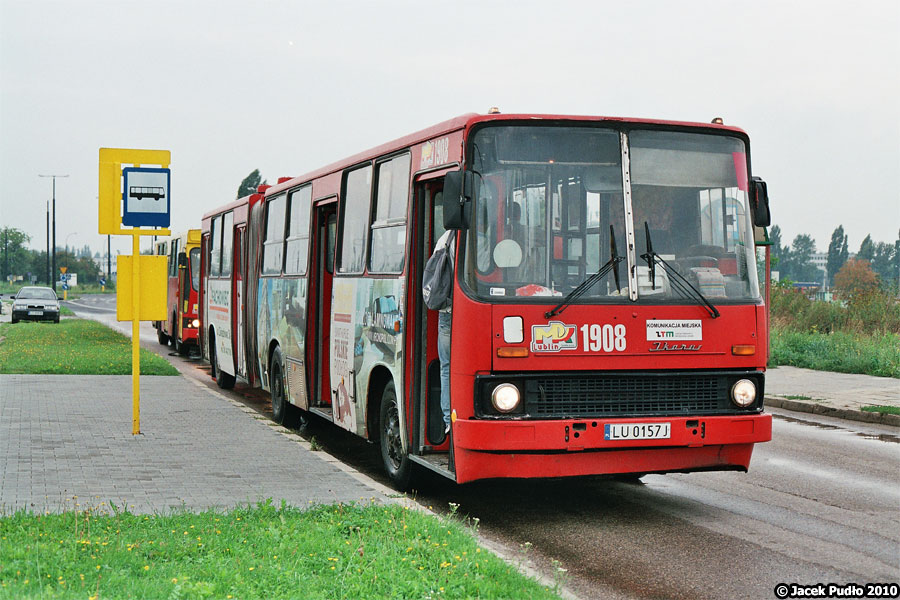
[263,112,749,197]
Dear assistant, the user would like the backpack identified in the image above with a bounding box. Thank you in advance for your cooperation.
[422,234,454,311]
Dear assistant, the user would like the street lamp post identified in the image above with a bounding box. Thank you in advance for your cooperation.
[39,174,69,292]
[46,202,50,284]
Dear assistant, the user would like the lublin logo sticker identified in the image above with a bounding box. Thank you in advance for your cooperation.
[531,321,578,352]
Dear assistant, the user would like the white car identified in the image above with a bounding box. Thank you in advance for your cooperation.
[11,286,61,324]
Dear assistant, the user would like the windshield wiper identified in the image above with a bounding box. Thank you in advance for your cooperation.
[545,226,624,319]
[640,222,720,319]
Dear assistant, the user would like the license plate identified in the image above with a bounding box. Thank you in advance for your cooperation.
[604,422,671,440]
[28,310,43,316]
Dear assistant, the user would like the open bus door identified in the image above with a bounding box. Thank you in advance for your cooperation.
[234,227,246,378]
[406,175,454,480]
[307,199,337,421]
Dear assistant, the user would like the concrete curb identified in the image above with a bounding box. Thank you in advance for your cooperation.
[765,396,900,427]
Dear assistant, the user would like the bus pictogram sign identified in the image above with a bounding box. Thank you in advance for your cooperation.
[122,167,171,227]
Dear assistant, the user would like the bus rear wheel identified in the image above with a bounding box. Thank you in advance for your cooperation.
[270,347,301,428]
[157,326,169,346]
[379,382,413,490]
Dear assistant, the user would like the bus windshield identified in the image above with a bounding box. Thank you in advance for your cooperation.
[462,125,760,303]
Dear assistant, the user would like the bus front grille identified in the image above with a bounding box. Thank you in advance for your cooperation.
[517,372,762,418]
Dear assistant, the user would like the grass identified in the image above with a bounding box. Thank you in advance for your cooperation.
[0,500,562,600]
[0,319,177,376]
[769,327,900,379]
[768,286,900,378]
[861,405,900,415]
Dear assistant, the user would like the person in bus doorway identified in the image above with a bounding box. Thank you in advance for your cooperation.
[432,228,455,437]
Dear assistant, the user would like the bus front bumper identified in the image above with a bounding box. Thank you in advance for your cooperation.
[451,413,771,484]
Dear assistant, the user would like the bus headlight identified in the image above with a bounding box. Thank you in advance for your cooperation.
[191,319,200,328]
[731,379,757,407]
[491,383,521,413]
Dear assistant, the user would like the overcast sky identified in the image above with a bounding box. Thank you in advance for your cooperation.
[1,0,898,259]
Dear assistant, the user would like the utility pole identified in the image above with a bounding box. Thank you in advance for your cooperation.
[39,174,69,292]
[2,228,7,284]
[46,202,50,284]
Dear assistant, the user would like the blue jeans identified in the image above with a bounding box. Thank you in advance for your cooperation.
[438,311,452,427]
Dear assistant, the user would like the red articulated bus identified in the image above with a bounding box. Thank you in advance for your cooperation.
[201,112,773,488]
[154,229,202,355]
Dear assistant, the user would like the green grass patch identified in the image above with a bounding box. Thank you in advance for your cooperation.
[59,306,75,316]
[860,405,900,415]
[0,319,177,376]
[782,395,814,401]
[0,501,562,600]
[769,327,900,379]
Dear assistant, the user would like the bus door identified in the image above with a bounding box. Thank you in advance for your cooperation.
[168,239,180,338]
[178,250,189,336]
[410,179,448,450]
[308,200,336,418]
[234,227,246,378]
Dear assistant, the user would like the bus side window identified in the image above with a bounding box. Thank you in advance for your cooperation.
[262,195,286,275]
[326,214,336,275]
[210,217,221,277]
[338,165,372,273]
[369,154,410,273]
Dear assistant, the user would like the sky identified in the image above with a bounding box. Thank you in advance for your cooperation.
[1,0,898,260]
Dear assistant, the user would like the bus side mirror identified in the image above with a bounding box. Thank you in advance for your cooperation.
[177,252,188,268]
[751,177,771,227]
[442,171,471,230]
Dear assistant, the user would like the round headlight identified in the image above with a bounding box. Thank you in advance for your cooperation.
[731,379,757,407]
[491,383,521,413]
[191,319,200,328]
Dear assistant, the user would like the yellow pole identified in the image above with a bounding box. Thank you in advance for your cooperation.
[132,230,141,435]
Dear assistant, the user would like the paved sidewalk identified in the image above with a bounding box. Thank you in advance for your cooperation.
[766,366,900,426]
[0,374,390,515]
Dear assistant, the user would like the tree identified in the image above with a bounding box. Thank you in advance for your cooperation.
[834,258,878,299]
[1,227,32,283]
[893,230,900,294]
[237,169,267,199]
[786,234,819,283]
[825,225,848,287]
[857,234,875,262]
[871,241,896,291]
[769,225,785,275]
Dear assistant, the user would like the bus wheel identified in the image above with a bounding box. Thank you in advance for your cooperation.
[208,332,218,379]
[270,347,301,428]
[157,326,169,346]
[175,337,189,356]
[379,382,412,490]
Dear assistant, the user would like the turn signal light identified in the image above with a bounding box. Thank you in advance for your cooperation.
[497,347,528,358]
[731,345,756,356]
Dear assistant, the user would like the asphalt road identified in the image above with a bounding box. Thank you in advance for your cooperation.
[65,294,900,600]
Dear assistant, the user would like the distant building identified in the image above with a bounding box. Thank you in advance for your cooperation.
[93,254,118,280]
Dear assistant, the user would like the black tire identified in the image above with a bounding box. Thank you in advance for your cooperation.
[175,337,189,356]
[210,332,235,389]
[157,326,169,346]
[208,331,218,380]
[379,382,413,490]
[270,347,301,428]
[11,317,18,324]
[54,316,60,324]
